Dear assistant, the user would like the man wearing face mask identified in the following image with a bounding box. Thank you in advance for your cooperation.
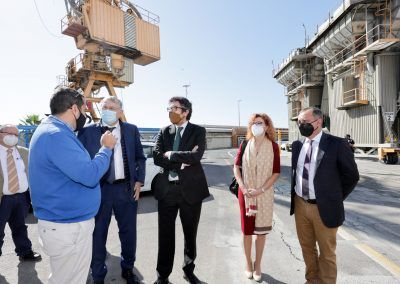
[152,97,209,284]
[78,96,146,284]
[29,88,117,284]
[0,125,41,261]
[290,107,359,284]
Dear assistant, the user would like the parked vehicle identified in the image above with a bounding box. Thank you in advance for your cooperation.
[279,141,291,152]
[141,141,160,192]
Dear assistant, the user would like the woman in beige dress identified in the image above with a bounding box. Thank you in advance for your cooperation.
[234,113,280,282]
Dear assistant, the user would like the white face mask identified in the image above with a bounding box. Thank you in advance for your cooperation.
[3,135,19,147]
[101,109,118,126]
[251,124,265,137]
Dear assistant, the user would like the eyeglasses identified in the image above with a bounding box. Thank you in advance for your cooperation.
[252,121,264,126]
[298,119,318,125]
[167,106,186,112]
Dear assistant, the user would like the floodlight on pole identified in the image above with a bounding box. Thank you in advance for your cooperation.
[237,99,242,127]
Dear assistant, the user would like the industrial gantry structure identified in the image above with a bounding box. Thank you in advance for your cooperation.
[274,0,400,164]
[58,0,160,120]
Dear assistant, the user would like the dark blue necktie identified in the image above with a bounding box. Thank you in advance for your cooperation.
[302,140,314,199]
[170,127,183,178]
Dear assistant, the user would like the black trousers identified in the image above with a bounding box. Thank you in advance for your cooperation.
[0,193,31,256]
[156,183,202,279]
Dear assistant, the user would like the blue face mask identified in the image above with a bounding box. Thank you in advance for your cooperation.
[101,109,118,126]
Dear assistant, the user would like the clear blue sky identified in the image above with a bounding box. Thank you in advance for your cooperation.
[0,0,341,128]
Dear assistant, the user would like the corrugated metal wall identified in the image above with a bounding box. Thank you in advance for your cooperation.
[376,53,400,140]
[89,0,125,47]
[134,18,160,65]
[329,72,379,145]
[321,80,330,114]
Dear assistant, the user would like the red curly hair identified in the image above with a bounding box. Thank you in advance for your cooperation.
[246,113,276,141]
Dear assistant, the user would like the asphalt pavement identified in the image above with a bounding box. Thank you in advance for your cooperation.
[0,149,399,284]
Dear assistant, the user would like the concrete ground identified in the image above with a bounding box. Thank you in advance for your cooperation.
[0,149,399,284]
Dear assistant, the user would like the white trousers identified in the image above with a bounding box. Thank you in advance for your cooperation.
[38,218,95,284]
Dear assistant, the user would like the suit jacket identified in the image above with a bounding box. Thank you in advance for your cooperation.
[0,146,29,203]
[290,132,359,228]
[78,121,146,187]
[152,122,210,204]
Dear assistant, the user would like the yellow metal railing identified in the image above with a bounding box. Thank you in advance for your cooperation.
[342,88,365,104]
[327,24,395,70]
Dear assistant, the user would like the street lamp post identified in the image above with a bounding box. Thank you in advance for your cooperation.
[182,84,190,98]
[237,99,242,127]
[302,23,307,47]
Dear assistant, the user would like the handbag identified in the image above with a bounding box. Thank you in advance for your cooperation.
[229,140,248,197]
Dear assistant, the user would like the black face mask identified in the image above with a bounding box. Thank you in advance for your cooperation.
[75,109,87,132]
[298,122,315,137]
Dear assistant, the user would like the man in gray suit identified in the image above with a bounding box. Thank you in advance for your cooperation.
[0,124,41,261]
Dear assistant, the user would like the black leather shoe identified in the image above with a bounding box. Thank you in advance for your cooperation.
[19,251,42,262]
[93,281,104,284]
[183,272,202,284]
[153,277,170,284]
[121,269,140,284]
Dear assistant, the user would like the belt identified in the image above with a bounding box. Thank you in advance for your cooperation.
[296,195,317,204]
[109,179,127,185]
[303,197,317,204]
[169,180,181,186]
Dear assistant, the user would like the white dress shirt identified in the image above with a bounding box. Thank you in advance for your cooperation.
[0,144,29,194]
[295,131,323,199]
[168,121,188,181]
[102,122,125,180]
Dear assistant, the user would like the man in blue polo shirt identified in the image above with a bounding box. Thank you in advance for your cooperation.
[29,88,116,284]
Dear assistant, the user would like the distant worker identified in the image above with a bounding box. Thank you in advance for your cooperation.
[291,107,359,284]
[233,113,280,282]
[29,88,116,284]
[152,97,209,284]
[78,96,146,284]
[345,134,355,153]
[0,125,41,262]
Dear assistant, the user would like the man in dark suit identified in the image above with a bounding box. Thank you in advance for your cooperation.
[78,97,146,284]
[290,107,359,284]
[0,125,41,261]
[152,97,209,284]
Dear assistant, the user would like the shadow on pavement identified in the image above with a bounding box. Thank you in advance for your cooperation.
[86,253,145,283]
[0,274,9,284]
[17,261,41,284]
[260,272,287,283]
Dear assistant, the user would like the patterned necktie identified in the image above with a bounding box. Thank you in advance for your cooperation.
[7,148,19,193]
[170,127,183,178]
[302,140,314,199]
